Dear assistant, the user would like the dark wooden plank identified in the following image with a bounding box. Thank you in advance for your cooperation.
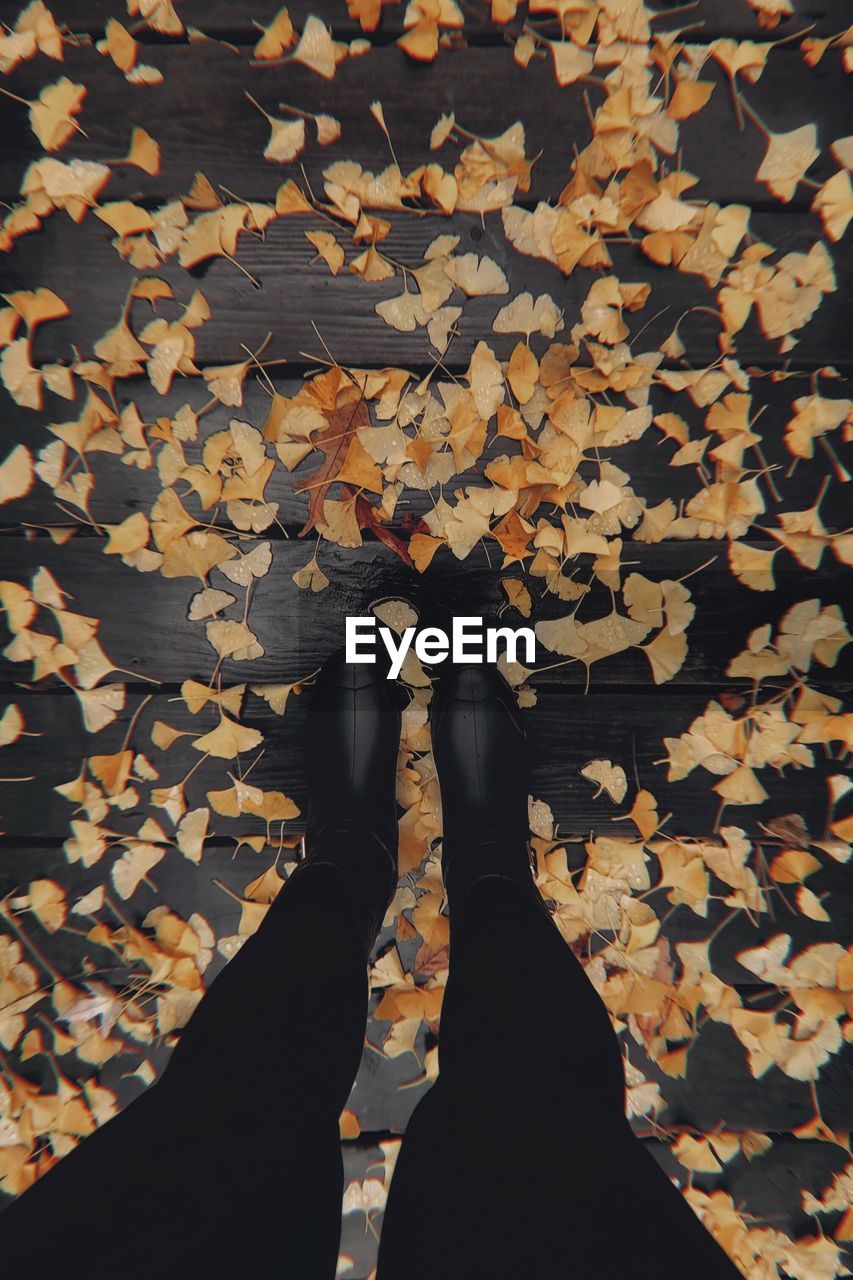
[658,1021,851,1132]
[1,688,849,841]
[715,1138,851,1240]
[43,0,853,41]
[4,204,850,371]
[1,46,846,211]
[1,536,851,687]
[2,366,850,532]
[652,859,853,987]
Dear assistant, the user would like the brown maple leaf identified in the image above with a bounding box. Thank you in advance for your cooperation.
[352,491,415,567]
[294,393,368,534]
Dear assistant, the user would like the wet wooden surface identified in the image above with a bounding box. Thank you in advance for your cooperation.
[0,0,851,1272]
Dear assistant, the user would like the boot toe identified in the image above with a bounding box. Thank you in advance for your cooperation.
[434,663,521,734]
[445,665,499,699]
[315,649,379,688]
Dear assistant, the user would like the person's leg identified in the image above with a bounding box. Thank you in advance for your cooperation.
[378,665,740,1279]
[0,862,365,1278]
[382,876,740,1277]
[1,654,402,1279]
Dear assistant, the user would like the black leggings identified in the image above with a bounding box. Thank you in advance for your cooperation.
[0,861,739,1278]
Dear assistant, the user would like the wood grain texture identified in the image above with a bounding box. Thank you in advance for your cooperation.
[1,45,846,211]
[1,536,850,687]
[5,203,849,371]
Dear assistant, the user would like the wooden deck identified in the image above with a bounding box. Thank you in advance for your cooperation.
[0,1,851,1274]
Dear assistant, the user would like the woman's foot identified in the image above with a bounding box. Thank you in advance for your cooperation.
[431,662,537,910]
[301,651,402,952]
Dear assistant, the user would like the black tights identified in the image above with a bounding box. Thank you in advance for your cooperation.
[0,860,739,1278]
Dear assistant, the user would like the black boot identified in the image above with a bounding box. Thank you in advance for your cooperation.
[431,663,540,912]
[299,650,401,953]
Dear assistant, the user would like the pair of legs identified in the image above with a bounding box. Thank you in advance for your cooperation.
[1,657,739,1278]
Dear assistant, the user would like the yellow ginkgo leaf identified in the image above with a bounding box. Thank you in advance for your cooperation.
[0,444,34,505]
[672,1133,723,1173]
[76,686,125,734]
[408,532,442,573]
[205,619,261,660]
[713,764,768,806]
[112,843,164,900]
[181,679,245,717]
[1,338,42,409]
[447,252,509,297]
[812,169,853,243]
[99,17,138,71]
[315,113,341,145]
[292,554,329,591]
[0,703,25,746]
[192,715,264,759]
[275,179,313,214]
[187,588,236,621]
[203,358,250,407]
[292,15,338,79]
[29,77,86,151]
[244,863,288,903]
[337,435,383,492]
[506,342,538,404]
[125,126,160,175]
[398,19,439,62]
[580,758,627,803]
[3,287,69,332]
[29,879,67,933]
[306,229,345,275]
[797,886,830,921]
[0,581,36,632]
[14,1,63,63]
[667,80,715,120]
[218,543,272,587]
[643,629,688,684]
[350,245,394,281]
[253,5,295,59]
[250,682,303,716]
[628,790,659,840]
[501,577,532,618]
[318,496,363,548]
[160,532,236,582]
[103,512,150,556]
[176,807,209,863]
[770,849,822,884]
[747,0,793,27]
[550,40,594,86]
[89,749,133,796]
[493,292,562,338]
[756,124,819,203]
[265,115,306,163]
[95,201,155,238]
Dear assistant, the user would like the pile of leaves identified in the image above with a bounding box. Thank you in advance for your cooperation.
[0,2,851,1275]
